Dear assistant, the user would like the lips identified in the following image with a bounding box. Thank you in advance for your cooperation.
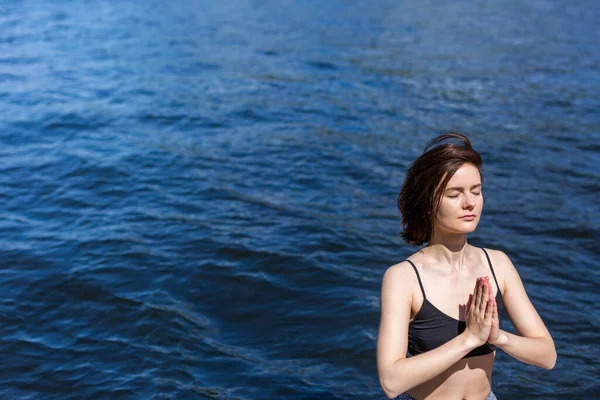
[460,215,476,219]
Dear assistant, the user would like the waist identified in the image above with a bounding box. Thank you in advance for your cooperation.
[403,352,495,399]
[396,390,497,400]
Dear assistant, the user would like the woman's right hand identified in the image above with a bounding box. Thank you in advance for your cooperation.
[463,276,494,348]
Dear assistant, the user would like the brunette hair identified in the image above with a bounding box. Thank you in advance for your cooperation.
[398,132,483,245]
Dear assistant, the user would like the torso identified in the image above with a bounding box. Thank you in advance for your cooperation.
[407,354,495,400]
[404,246,504,400]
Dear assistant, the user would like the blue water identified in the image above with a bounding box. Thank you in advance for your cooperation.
[0,1,598,398]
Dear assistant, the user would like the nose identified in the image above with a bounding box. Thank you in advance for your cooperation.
[463,193,476,209]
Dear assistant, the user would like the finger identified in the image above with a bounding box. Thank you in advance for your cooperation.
[485,299,493,321]
[474,278,482,311]
[470,278,478,306]
[471,277,479,298]
[480,281,490,312]
[492,298,498,321]
[466,294,473,311]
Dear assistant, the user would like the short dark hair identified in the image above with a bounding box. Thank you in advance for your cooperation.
[398,132,483,245]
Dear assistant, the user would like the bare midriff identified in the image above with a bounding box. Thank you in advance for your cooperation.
[406,352,494,400]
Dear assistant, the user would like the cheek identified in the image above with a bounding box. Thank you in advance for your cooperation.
[436,199,455,218]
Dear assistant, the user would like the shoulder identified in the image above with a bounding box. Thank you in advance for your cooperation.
[481,248,513,266]
[380,260,419,323]
[481,248,516,271]
[381,260,419,299]
[480,247,519,293]
[383,257,421,283]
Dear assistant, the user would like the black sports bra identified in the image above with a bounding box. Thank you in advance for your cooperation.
[406,248,502,359]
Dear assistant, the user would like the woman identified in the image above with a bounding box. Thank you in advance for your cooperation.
[377,133,556,400]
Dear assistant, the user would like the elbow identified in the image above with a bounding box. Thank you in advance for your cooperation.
[379,376,401,399]
[542,338,557,370]
[542,351,557,370]
[381,383,400,399]
[541,359,556,370]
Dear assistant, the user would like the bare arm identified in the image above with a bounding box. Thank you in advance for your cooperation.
[494,330,555,369]
[377,263,493,398]
[489,250,557,370]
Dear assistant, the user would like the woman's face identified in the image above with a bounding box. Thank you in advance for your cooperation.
[434,163,483,235]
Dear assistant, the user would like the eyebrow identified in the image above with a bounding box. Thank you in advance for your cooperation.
[445,184,482,192]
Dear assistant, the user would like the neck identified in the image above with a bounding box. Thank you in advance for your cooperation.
[426,232,470,272]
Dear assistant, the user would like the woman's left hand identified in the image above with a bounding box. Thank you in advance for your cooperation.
[486,280,500,345]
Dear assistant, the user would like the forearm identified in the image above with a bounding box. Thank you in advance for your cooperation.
[495,329,556,370]
[381,333,478,398]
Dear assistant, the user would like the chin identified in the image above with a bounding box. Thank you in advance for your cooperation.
[453,222,480,234]
[462,224,479,234]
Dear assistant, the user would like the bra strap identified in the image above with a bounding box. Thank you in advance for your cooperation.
[481,248,500,295]
[405,260,426,299]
